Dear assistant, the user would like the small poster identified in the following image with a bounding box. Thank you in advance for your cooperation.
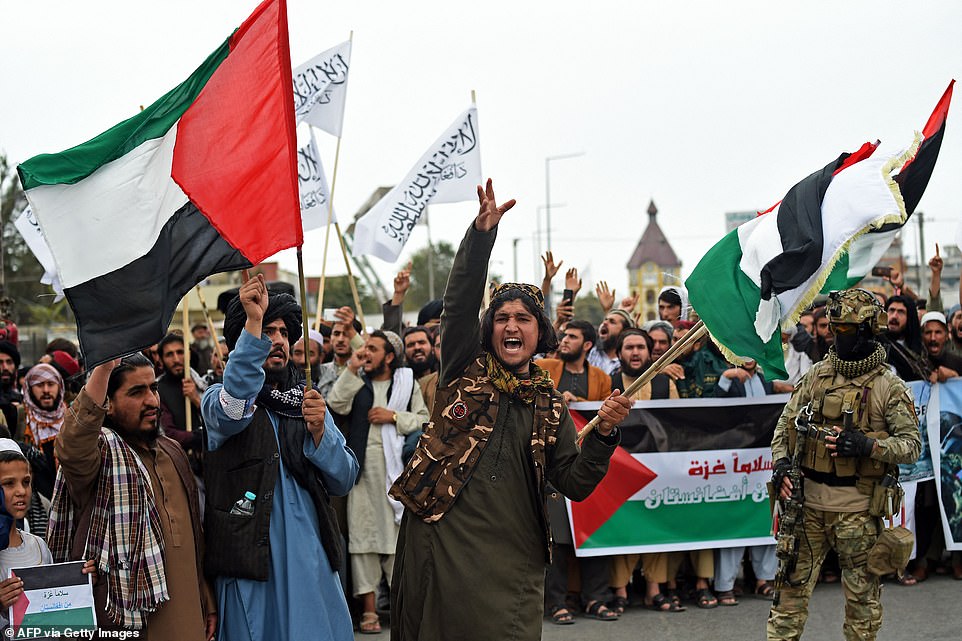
[8,561,96,638]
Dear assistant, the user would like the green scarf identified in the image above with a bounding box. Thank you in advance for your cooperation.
[484,353,554,404]
[828,343,886,379]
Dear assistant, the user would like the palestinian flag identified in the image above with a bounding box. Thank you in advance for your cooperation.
[568,398,784,555]
[17,0,301,366]
[10,562,96,633]
[821,80,954,292]
[686,82,953,380]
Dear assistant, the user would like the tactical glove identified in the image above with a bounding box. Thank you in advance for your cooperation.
[834,430,875,458]
[771,457,792,494]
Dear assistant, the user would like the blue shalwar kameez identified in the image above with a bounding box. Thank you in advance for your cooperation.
[203,330,358,641]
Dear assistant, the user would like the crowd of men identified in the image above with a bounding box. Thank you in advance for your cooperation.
[0,199,956,640]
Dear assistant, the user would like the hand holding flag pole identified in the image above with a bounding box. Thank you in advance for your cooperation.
[576,320,708,441]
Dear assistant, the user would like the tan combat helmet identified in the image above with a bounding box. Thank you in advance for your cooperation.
[827,288,887,334]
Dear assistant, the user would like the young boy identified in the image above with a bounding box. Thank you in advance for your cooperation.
[0,439,94,629]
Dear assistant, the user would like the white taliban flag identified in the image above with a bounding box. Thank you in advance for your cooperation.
[297,130,336,231]
[13,206,64,301]
[353,105,481,262]
[292,40,351,136]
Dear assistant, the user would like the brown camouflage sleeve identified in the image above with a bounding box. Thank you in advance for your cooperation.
[440,223,497,386]
[873,376,922,465]
[547,406,616,502]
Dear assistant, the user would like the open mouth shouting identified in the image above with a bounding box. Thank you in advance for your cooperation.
[267,348,286,366]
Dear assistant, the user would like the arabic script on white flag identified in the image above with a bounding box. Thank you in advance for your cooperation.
[353,106,481,262]
[292,40,351,136]
[298,131,336,231]
[14,206,64,301]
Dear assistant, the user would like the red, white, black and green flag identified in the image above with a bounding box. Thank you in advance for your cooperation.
[567,398,784,555]
[686,82,953,380]
[820,80,954,292]
[17,0,301,366]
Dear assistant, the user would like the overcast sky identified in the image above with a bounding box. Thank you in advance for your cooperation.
[3,0,961,306]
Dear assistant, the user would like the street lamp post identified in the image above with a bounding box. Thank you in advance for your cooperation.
[535,203,566,261]
[544,152,585,254]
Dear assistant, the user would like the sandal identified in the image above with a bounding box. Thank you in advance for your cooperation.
[645,593,686,612]
[549,606,575,625]
[584,601,619,621]
[695,588,718,609]
[359,612,381,634]
[754,581,775,599]
[896,572,918,586]
[716,590,739,606]
[608,595,629,615]
[666,588,682,608]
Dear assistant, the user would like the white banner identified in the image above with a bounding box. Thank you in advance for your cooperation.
[297,129,336,231]
[13,206,64,301]
[292,40,351,136]
[352,106,481,262]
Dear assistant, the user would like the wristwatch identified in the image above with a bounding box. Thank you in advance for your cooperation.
[392,412,398,424]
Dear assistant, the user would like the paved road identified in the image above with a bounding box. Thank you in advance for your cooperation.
[357,574,961,639]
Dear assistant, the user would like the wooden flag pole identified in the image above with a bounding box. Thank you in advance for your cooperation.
[182,294,193,432]
[332,221,367,331]
[577,320,708,441]
[314,31,358,330]
[314,126,341,328]
[194,286,222,358]
[297,247,314,392]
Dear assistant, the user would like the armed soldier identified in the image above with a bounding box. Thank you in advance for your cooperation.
[767,289,921,641]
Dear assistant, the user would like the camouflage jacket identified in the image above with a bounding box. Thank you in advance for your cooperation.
[772,358,921,472]
[390,352,563,523]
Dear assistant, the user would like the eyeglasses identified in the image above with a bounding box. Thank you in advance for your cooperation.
[831,323,859,336]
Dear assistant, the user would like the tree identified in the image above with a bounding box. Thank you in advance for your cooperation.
[406,241,456,310]
[0,152,72,326]
[573,292,605,327]
[317,274,378,315]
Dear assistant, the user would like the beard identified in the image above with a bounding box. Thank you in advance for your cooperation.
[264,362,289,386]
[366,361,388,379]
[620,360,646,378]
[31,391,59,411]
[408,352,436,377]
[559,348,584,364]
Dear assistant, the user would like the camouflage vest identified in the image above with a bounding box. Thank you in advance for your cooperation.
[390,352,563,523]
[789,360,892,485]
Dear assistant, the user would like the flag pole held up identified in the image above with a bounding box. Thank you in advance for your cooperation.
[315,31,354,328]
[182,294,192,432]
[297,247,314,392]
[577,320,707,441]
[194,285,222,366]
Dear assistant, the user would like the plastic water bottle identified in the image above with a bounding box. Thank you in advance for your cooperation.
[229,491,257,516]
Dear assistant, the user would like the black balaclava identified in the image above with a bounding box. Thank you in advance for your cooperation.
[834,323,878,361]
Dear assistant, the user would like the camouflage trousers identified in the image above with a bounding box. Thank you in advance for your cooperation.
[767,508,881,641]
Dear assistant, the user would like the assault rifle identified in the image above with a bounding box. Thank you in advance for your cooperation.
[772,403,813,607]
